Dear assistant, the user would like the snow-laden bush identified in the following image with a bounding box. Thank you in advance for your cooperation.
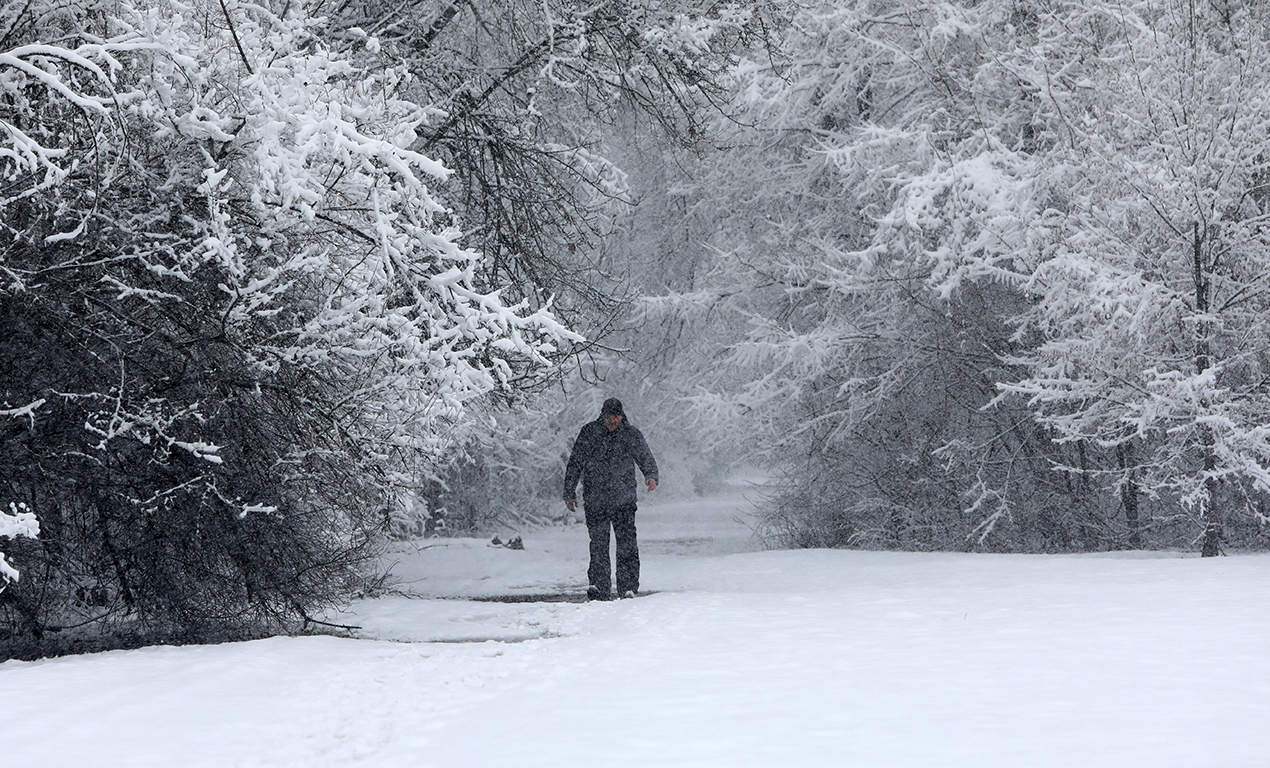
[0,0,575,651]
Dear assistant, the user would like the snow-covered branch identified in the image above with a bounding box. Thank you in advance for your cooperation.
[0,502,39,587]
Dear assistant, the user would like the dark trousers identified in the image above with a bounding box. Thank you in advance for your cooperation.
[585,503,639,596]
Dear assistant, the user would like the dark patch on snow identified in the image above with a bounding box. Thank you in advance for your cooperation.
[468,591,660,603]
[469,592,588,604]
[641,537,716,554]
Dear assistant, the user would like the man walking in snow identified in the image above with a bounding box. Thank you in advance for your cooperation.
[563,398,658,600]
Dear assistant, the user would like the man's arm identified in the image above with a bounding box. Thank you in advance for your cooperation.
[632,428,658,492]
[563,426,588,511]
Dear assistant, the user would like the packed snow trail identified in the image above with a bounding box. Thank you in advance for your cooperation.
[6,485,1270,767]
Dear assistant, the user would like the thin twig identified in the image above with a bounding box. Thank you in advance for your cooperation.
[219,0,255,75]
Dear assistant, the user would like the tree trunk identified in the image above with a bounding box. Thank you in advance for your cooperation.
[1116,442,1143,548]
[1199,474,1222,556]
[1193,222,1222,557]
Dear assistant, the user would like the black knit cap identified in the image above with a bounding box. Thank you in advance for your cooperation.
[601,397,624,416]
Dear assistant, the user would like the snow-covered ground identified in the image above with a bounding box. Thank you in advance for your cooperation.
[7,483,1270,767]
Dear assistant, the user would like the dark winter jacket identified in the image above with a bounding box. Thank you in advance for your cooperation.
[563,416,658,509]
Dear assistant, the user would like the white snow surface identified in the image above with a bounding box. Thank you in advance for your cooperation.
[7,483,1270,767]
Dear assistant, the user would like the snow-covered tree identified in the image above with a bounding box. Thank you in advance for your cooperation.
[649,0,1132,551]
[707,0,1270,554]
[639,2,1003,546]
[993,1,1270,555]
[1,0,574,646]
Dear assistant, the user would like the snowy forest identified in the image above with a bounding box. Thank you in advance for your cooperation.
[5,0,1270,654]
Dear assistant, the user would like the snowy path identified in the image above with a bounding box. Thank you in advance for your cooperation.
[7,487,1270,767]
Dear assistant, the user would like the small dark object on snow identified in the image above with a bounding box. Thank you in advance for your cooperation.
[490,535,502,546]
[506,535,524,550]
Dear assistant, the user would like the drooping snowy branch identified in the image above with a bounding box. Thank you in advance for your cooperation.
[0,502,39,587]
